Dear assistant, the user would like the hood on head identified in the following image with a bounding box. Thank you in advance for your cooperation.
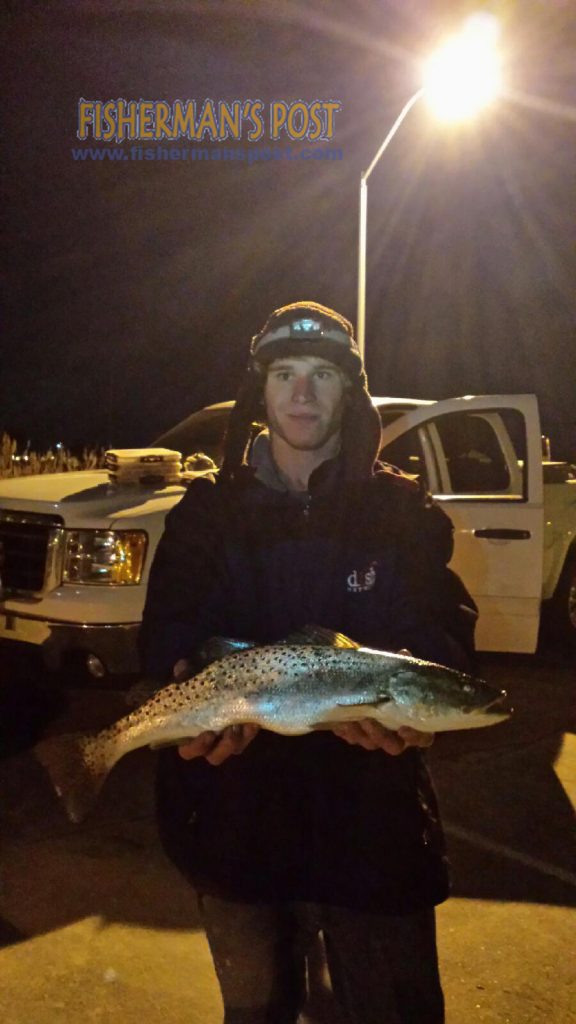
[221,302,382,483]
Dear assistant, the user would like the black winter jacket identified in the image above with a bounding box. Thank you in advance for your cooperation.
[140,456,476,913]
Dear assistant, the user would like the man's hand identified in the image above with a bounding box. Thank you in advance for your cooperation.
[329,719,434,755]
[178,725,260,765]
[172,660,259,765]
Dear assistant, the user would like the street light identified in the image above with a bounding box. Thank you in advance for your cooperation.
[356,13,502,360]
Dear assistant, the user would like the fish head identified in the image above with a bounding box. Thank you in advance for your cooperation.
[380,660,511,732]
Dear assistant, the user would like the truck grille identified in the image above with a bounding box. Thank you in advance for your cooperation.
[0,512,64,596]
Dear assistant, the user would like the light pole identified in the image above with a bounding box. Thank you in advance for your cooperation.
[357,88,424,362]
[356,13,502,361]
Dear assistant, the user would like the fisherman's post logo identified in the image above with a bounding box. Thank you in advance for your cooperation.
[76,99,341,143]
[72,98,343,166]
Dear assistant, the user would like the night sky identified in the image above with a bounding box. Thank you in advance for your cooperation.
[3,0,575,456]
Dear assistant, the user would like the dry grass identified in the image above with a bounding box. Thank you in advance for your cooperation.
[0,433,105,478]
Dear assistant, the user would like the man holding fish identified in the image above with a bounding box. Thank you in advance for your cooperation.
[139,302,481,1024]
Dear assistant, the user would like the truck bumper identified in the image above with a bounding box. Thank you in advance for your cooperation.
[0,610,140,676]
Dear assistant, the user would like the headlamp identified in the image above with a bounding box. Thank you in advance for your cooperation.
[253,321,351,355]
[290,318,323,337]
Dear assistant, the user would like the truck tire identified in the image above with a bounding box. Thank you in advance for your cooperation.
[550,551,576,651]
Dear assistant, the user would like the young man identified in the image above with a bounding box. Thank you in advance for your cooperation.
[140,302,476,1024]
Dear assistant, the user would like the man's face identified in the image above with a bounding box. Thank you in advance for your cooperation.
[264,356,348,453]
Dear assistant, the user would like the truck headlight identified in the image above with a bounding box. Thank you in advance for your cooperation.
[63,530,148,585]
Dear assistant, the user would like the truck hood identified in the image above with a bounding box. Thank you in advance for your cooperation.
[0,471,110,504]
[0,470,186,526]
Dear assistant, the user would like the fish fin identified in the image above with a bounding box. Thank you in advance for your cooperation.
[312,697,394,729]
[35,732,113,824]
[197,636,257,666]
[282,625,361,649]
[335,696,392,708]
[148,737,195,751]
[197,627,360,664]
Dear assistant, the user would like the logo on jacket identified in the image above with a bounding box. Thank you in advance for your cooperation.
[347,561,378,593]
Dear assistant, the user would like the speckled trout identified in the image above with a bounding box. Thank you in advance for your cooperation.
[36,628,509,822]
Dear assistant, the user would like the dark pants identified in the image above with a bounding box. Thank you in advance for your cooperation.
[198,895,445,1024]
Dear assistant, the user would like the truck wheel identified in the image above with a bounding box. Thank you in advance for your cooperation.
[551,552,576,651]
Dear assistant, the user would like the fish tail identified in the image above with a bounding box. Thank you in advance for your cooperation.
[35,731,115,823]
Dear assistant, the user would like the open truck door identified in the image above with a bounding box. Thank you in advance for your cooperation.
[378,395,544,653]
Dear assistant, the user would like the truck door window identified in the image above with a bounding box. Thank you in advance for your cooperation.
[378,427,429,488]
[431,410,526,498]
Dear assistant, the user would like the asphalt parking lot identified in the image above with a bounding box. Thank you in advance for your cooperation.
[0,647,574,1024]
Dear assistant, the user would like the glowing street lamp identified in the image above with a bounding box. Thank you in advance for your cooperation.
[423,13,501,122]
[356,13,502,360]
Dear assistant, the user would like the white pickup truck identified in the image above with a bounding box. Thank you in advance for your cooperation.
[0,394,574,678]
